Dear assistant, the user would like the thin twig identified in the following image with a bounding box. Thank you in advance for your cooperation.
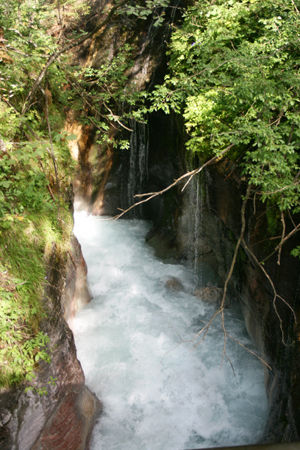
[228,334,272,370]
[252,190,257,216]
[291,0,300,14]
[47,184,55,201]
[261,222,300,264]
[220,184,251,311]
[182,144,234,192]
[103,103,133,132]
[242,238,297,345]
[194,308,222,345]
[277,211,285,266]
[217,184,251,364]
[192,183,271,370]
[194,185,252,369]
[257,181,299,196]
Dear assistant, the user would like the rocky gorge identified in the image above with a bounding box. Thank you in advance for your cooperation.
[1,0,299,448]
[67,3,300,440]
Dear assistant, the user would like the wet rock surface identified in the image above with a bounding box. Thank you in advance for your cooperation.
[63,235,92,320]
[165,276,185,292]
[31,386,100,450]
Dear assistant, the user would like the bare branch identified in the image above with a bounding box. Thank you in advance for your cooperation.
[214,184,251,365]
[194,309,222,344]
[219,184,251,311]
[288,210,297,229]
[242,238,297,345]
[103,103,133,132]
[182,144,235,192]
[252,190,257,216]
[114,144,234,219]
[257,181,299,196]
[291,0,300,14]
[277,211,285,266]
[194,184,254,371]
[47,184,55,201]
[228,334,272,371]
[262,222,300,264]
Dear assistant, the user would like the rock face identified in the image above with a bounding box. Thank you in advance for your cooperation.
[63,236,92,320]
[0,236,100,450]
[65,1,184,218]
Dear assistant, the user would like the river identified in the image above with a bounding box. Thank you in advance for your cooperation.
[72,210,268,450]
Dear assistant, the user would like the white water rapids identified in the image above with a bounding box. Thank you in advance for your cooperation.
[72,211,268,450]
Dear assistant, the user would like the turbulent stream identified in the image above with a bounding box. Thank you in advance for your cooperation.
[72,211,268,450]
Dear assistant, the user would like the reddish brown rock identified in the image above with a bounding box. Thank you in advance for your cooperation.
[32,387,100,450]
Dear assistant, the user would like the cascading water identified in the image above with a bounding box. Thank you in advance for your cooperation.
[193,174,203,281]
[186,173,205,286]
[127,121,149,215]
[72,210,268,450]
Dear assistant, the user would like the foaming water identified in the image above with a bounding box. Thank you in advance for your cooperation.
[72,211,268,450]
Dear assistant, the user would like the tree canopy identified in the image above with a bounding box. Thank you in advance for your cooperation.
[149,0,300,218]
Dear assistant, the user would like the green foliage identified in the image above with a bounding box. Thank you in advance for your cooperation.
[149,0,300,215]
[0,0,76,388]
[71,43,142,149]
[0,208,72,387]
[118,0,171,27]
[0,0,57,102]
[291,246,300,259]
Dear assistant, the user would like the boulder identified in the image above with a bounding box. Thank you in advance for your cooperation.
[165,277,184,292]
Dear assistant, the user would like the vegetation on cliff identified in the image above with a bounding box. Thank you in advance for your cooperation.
[0,0,76,387]
[148,0,300,220]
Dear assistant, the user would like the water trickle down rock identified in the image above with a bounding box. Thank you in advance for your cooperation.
[127,120,149,216]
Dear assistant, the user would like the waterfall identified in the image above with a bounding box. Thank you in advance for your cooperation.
[127,120,149,215]
[72,211,268,450]
[193,174,203,281]
[186,172,205,286]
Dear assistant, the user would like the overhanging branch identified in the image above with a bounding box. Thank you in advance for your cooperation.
[114,144,234,219]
